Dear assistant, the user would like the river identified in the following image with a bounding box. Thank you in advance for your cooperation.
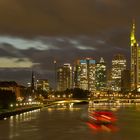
[0,103,140,140]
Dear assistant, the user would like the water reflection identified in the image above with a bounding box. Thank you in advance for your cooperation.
[9,109,40,139]
[86,122,118,132]
[87,101,119,133]
[47,103,81,112]
[1,102,140,140]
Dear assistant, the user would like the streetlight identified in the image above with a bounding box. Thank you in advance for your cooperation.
[63,94,66,98]
[10,104,13,107]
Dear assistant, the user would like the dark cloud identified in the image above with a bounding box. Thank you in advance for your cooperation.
[0,0,139,37]
[0,0,138,86]
[0,36,127,69]
[0,43,24,57]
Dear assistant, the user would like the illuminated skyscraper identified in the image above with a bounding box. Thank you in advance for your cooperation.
[74,58,96,91]
[130,21,140,91]
[111,54,126,91]
[57,63,72,91]
[36,79,50,92]
[95,57,107,91]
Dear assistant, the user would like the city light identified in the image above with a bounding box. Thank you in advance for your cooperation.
[10,104,13,107]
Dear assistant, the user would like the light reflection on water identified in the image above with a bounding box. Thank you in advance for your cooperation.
[0,103,140,140]
[47,103,81,112]
[87,102,140,140]
[9,109,41,139]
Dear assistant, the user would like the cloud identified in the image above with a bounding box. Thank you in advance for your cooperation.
[0,0,137,86]
[0,57,33,68]
[76,45,96,50]
[0,35,129,66]
[0,34,130,86]
[0,0,139,37]
[0,36,55,50]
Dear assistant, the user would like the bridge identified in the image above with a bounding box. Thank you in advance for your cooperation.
[44,96,140,107]
[43,98,89,106]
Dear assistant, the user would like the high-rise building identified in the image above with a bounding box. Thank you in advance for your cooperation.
[74,58,96,91]
[57,63,72,91]
[36,79,50,92]
[31,71,35,93]
[106,70,112,91]
[130,21,140,92]
[0,81,24,99]
[121,70,131,93]
[111,54,126,91]
[95,57,107,91]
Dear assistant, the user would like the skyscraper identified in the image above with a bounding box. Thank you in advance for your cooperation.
[36,79,50,92]
[57,63,72,91]
[121,70,131,93]
[95,57,107,91]
[111,54,126,91]
[74,58,96,92]
[130,21,140,92]
[31,71,35,94]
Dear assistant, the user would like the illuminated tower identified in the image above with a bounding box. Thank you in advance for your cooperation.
[95,57,107,91]
[111,54,126,91]
[57,63,72,91]
[130,21,140,91]
[74,58,96,92]
[36,79,50,92]
[31,71,35,94]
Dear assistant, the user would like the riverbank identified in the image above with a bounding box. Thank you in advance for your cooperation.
[0,101,59,120]
[0,106,43,120]
[0,100,88,120]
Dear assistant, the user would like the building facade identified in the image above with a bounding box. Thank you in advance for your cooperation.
[57,63,72,91]
[36,79,50,92]
[121,70,131,93]
[95,57,107,91]
[130,22,140,92]
[111,54,127,91]
[74,58,96,92]
[0,81,25,100]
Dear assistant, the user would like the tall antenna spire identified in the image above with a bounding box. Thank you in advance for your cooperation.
[31,70,35,93]
[131,19,136,46]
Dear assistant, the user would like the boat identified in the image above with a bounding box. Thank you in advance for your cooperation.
[88,110,117,125]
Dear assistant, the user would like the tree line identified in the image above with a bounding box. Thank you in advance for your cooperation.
[0,90,16,109]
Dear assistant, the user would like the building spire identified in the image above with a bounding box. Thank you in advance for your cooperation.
[131,19,137,46]
[100,57,104,63]
[31,70,35,93]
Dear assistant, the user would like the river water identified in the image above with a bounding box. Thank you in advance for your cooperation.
[0,103,140,140]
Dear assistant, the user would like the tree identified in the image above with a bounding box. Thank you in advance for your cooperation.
[69,88,90,99]
[0,90,16,109]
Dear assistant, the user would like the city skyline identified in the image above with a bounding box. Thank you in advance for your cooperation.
[0,1,139,86]
[0,2,140,139]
